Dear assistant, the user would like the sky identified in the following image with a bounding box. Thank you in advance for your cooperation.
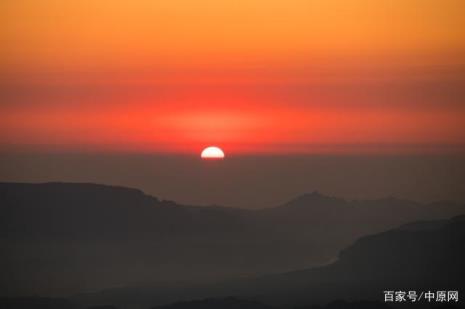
[1,0,465,155]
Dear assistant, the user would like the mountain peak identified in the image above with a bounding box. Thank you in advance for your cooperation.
[305,190,325,198]
[276,191,345,210]
[294,190,339,202]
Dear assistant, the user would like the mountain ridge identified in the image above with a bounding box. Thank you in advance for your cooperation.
[1,182,464,297]
[3,181,460,210]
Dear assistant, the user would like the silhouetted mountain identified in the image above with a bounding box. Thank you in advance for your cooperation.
[218,215,465,306]
[1,182,464,297]
[76,215,465,309]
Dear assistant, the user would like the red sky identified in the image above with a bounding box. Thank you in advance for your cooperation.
[1,0,465,155]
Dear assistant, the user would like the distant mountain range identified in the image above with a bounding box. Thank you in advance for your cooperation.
[76,215,465,309]
[1,182,464,298]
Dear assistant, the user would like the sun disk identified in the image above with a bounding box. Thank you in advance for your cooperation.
[201,146,225,159]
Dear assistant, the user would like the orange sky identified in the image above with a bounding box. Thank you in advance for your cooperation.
[1,0,465,154]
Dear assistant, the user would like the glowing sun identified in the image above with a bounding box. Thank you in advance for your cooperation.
[201,146,225,159]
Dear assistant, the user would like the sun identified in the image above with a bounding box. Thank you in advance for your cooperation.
[201,146,225,159]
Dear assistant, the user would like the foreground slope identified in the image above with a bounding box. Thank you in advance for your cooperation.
[76,215,465,308]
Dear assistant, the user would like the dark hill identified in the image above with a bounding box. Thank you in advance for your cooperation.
[1,182,464,296]
[76,215,465,309]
